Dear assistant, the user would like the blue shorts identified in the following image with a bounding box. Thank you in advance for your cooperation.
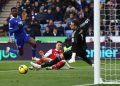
[16,35,30,48]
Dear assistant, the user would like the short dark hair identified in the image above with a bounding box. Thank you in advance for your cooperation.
[11,7,17,11]
[71,19,80,26]
[56,41,62,44]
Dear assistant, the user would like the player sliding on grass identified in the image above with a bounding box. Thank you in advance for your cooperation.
[6,7,38,60]
[30,19,93,69]
[30,41,73,70]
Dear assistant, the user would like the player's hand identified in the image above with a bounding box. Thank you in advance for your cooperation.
[39,50,44,56]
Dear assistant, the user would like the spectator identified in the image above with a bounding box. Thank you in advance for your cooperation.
[35,10,47,24]
[81,0,88,9]
[46,0,53,8]
[46,8,54,21]
[56,23,65,36]
[27,20,41,39]
[5,0,96,37]
[65,13,76,29]
[30,10,36,21]
[54,0,62,7]
[52,28,60,36]
[87,26,94,36]
[16,1,23,16]
[23,0,32,16]
[43,27,52,36]
[0,0,7,12]
[54,6,63,22]
[30,20,41,37]
[104,36,113,43]
[115,28,120,36]
[47,19,56,33]
[89,38,94,43]
[33,1,40,13]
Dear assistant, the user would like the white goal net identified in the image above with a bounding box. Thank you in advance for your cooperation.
[94,0,120,84]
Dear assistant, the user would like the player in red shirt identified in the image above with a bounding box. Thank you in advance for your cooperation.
[30,41,72,70]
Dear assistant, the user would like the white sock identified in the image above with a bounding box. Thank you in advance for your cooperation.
[65,61,71,68]
[30,62,41,69]
[68,53,76,63]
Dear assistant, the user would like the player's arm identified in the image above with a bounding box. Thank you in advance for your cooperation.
[18,21,23,31]
[39,49,52,58]
[79,10,92,29]
[9,19,23,33]
[9,20,19,33]
[79,18,90,28]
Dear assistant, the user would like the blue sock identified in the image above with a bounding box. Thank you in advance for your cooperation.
[9,48,18,55]
[32,47,36,57]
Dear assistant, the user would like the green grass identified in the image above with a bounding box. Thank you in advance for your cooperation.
[0,60,120,86]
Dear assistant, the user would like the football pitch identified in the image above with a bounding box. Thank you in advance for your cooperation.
[0,60,120,86]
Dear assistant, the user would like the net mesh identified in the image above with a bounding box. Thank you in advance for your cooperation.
[100,0,120,83]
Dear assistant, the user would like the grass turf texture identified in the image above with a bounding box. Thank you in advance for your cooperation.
[0,60,120,86]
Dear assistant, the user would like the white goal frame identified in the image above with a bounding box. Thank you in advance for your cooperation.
[94,0,120,84]
[94,0,100,84]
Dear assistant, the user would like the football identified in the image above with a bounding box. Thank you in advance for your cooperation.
[18,65,28,74]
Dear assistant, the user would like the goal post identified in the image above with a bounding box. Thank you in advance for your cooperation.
[94,0,120,84]
[94,0,101,84]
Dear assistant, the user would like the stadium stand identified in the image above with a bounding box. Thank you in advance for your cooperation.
[0,0,119,38]
[0,0,94,37]
[5,0,120,38]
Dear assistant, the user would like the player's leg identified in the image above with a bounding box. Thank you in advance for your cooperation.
[63,50,72,60]
[29,57,51,70]
[62,50,75,69]
[36,57,52,65]
[47,60,66,70]
[30,55,63,69]
[30,51,72,69]
[68,53,76,63]
[78,50,93,65]
[6,46,19,55]
[6,40,23,55]
[18,47,24,55]
[28,37,38,60]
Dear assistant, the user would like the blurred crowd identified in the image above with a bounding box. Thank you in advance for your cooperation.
[100,0,120,36]
[9,0,94,38]
[0,0,7,12]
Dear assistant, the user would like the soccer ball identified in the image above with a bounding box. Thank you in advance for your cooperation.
[18,65,28,74]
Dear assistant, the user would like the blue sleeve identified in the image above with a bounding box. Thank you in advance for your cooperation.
[9,20,19,34]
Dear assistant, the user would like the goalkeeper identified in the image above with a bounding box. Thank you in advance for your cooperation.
[30,19,93,69]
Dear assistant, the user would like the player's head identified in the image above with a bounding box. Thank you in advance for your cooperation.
[70,19,80,30]
[56,41,63,50]
[11,7,18,17]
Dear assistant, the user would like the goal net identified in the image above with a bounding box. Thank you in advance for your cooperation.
[94,0,120,84]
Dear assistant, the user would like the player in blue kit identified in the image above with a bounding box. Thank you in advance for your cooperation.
[6,7,38,60]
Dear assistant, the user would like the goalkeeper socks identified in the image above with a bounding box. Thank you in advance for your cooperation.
[32,47,36,57]
[9,48,18,54]
[41,56,62,68]
[82,57,93,65]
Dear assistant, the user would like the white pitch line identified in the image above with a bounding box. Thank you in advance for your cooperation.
[74,84,96,86]
[0,70,17,72]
